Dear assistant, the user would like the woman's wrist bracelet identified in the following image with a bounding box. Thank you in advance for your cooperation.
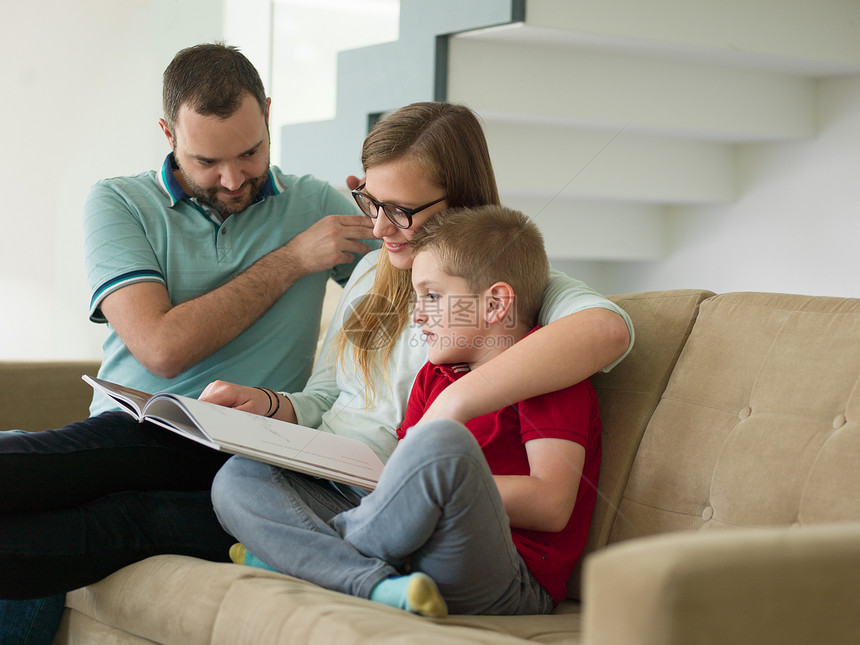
[253,386,274,417]
[266,389,281,418]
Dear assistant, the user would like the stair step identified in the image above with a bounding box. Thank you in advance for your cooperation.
[484,120,736,204]
[524,0,860,75]
[502,197,667,261]
[448,31,817,142]
[278,0,860,264]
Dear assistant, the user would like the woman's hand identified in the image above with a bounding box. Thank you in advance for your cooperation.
[200,380,300,423]
[199,380,270,416]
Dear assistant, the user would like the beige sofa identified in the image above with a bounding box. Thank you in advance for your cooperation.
[3,289,859,645]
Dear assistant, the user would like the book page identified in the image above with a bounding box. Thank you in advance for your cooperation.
[156,395,384,488]
[140,396,221,450]
[82,375,151,418]
[82,376,384,490]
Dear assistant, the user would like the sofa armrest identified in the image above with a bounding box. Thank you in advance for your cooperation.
[582,523,860,645]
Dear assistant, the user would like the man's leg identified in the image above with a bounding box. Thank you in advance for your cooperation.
[0,413,232,597]
[0,596,64,645]
[0,489,235,598]
[0,412,229,513]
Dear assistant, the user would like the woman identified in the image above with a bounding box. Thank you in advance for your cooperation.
[205,101,633,614]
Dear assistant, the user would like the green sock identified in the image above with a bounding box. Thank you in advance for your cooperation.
[229,543,277,572]
[369,573,448,618]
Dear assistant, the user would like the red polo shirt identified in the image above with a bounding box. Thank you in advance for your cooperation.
[398,355,601,605]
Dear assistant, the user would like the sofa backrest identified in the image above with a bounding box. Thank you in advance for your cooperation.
[607,292,860,546]
[567,289,714,599]
[0,361,102,431]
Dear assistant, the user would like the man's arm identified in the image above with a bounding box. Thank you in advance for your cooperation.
[101,214,374,378]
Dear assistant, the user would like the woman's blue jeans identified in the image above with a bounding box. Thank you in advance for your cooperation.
[212,419,553,615]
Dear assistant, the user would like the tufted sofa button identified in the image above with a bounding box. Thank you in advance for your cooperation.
[832,414,847,429]
[702,505,714,521]
[739,407,752,420]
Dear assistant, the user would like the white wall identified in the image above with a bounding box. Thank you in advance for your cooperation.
[3,2,859,362]
[556,74,860,299]
[0,0,223,360]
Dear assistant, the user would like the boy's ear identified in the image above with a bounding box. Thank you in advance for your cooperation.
[483,282,516,325]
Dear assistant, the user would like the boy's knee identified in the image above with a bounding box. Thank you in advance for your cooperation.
[403,419,480,458]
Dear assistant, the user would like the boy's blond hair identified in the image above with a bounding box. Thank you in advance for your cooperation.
[409,205,550,328]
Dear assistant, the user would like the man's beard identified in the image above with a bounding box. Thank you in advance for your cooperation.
[176,159,269,216]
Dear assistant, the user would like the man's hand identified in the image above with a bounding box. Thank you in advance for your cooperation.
[283,214,374,276]
[345,175,364,191]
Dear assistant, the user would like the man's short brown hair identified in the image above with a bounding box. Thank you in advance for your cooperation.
[162,42,267,131]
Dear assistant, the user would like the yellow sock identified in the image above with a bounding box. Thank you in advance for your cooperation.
[370,572,448,618]
[406,573,448,618]
[229,542,247,565]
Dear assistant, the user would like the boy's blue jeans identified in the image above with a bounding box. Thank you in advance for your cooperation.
[212,419,553,615]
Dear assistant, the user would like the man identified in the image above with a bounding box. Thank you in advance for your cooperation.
[0,43,375,644]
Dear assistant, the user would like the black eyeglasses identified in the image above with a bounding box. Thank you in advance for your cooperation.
[351,183,447,229]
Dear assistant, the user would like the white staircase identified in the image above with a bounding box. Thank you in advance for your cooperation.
[280,0,860,263]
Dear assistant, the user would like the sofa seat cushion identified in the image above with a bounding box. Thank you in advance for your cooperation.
[63,556,584,645]
[63,555,283,645]
[609,292,860,543]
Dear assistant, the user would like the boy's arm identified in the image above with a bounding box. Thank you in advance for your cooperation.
[493,437,585,533]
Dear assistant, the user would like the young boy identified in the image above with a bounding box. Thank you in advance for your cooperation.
[231,205,601,618]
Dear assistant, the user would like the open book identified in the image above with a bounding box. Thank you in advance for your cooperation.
[83,375,383,490]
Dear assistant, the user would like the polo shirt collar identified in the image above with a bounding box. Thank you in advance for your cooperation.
[434,363,471,383]
[156,152,283,209]
[431,326,543,383]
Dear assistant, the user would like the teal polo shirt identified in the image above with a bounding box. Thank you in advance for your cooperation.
[83,154,372,416]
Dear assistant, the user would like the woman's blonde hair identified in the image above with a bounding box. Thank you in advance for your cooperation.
[336,102,500,400]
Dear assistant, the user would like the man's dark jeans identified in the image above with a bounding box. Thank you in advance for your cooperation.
[0,596,65,645]
[0,411,235,598]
